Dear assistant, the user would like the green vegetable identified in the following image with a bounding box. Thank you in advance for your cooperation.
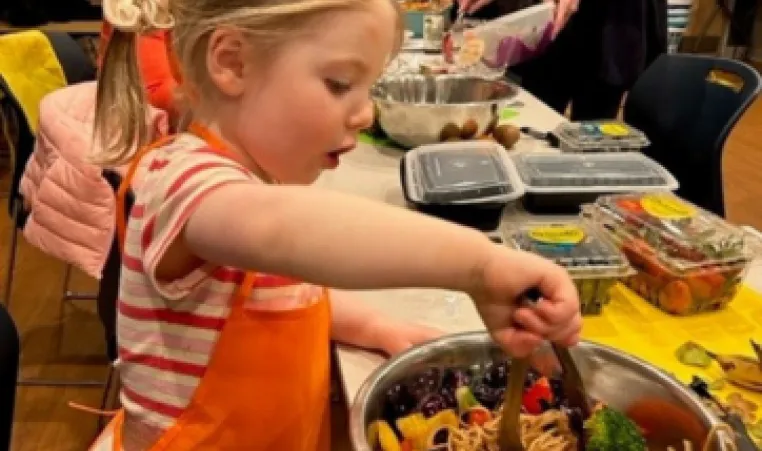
[675,341,713,368]
[708,378,727,390]
[584,406,647,451]
[455,386,479,412]
[597,279,614,306]
[748,420,762,440]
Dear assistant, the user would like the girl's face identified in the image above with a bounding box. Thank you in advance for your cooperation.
[224,3,398,184]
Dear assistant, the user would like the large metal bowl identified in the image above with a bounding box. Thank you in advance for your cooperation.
[349,332,729,450]
[372,74,518,148]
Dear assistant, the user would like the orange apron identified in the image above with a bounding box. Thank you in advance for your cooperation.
[94,124,332,451]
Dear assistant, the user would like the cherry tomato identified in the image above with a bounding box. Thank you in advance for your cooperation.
[522,377,553,415]
[469,408,491,426]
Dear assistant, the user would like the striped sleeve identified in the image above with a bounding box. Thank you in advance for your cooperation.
[139,147,253,300]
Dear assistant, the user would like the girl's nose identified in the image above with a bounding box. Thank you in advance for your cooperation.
[349,99,375,131]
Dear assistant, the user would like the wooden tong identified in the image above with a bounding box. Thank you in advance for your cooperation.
[498,288,592,451]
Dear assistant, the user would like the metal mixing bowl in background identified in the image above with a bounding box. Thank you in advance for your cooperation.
[372,74,519,148]
[349,332,729,451]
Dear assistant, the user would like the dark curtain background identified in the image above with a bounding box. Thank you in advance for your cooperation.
[1,0,101,27]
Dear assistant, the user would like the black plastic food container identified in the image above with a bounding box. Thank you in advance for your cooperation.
[399,142,524,232]
[512,152,679,215]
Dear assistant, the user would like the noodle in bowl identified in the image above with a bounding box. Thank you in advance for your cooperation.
[349,332,733,451]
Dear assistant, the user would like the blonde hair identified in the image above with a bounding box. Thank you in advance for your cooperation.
[93,0,404,166]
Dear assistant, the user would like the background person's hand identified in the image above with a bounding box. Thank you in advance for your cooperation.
[456,0,495,15]
[548,0,579,38]
[468,247,582,358]
[456,0,578,38]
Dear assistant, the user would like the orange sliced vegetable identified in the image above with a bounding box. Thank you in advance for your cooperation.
[658,280,693,315]
[685,271,726,300]
[617,199,645,214]
[400,438,414,451]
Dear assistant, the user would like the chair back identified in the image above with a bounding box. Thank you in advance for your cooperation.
[623,53,762,217]
[99,171,136,362]
[0,305,19,451]
[0,31,95,224]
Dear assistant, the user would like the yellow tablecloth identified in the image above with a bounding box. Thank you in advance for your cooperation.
[583,282,762,413]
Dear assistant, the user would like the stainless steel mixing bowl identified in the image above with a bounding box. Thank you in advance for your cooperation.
[349,331,729,450]
[371,74,519,148]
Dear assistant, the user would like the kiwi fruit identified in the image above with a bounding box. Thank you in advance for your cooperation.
[460,119,479,139]
[484,115,499,135]
[439,123,462,142]
[492,124,521,149]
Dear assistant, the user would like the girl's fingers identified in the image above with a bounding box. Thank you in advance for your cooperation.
[494,328,544,359]
[533,297,579,326]
[546,312,582,344]
[513,307,552,335]
[514,299,580,340]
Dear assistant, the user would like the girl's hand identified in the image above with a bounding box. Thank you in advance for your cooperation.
[371,318,446,357]
[469,247,582,359]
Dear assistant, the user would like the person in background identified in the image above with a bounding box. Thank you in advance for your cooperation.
[90,0,582,448]
[458,0,668,120]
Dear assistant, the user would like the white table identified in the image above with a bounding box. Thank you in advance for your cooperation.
[314,86,762,408]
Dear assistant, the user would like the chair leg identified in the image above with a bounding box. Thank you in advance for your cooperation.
[96,363,120,433]
[7,203,104,387]
[61,264,98,302]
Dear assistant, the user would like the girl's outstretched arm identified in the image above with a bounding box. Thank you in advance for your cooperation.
[184,183,494,293]
[155,168,579,358]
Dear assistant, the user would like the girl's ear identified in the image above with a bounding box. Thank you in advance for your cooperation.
[206,28,248,97]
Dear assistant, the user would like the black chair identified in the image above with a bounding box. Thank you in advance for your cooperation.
[0,305,19,451]
[623,53,762,217]
[100,170,136,363]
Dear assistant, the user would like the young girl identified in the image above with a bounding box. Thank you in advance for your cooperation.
[91,0,582,449]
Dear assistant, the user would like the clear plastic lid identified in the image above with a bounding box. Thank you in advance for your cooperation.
[553,120,650,152]
[504,221,633,279]
[403,141,525,204]
[590,192,752,271]
[512,152,679,193]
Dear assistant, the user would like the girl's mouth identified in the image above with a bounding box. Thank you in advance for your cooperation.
[324,145,355,169]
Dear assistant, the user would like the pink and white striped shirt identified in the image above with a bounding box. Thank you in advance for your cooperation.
[114,134,324,445]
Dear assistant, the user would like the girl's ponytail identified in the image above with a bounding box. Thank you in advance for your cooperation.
[92,0,174,166]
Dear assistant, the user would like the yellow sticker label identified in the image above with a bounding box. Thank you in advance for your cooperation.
[641,194,696,220]
[528,225,585,246]
[598,122,630,137]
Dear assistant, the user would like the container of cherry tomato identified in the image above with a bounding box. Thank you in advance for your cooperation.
[585,192,752,315]
[504,220,634,315]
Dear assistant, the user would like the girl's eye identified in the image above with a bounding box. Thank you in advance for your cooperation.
[325,79,352,95]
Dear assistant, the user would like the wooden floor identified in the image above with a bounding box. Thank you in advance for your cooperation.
[3,97,762,450]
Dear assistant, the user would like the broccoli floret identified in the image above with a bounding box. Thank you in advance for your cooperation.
[584,406,647,451]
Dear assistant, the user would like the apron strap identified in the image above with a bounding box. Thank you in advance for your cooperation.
[235,273,258,302]
[116,135,176,252]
